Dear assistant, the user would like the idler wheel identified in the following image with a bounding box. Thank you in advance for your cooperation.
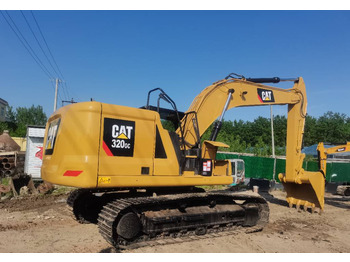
[344,187,350,196]
[116,212,141,240]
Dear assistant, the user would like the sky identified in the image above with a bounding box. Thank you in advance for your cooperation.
[0,9,350,122]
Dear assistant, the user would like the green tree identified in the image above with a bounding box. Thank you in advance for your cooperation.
[200,122,213,142]
[250,117,271,146]
[188,111,349,156]
[15,105,47,126]
[161,120,175,131]
[315,111,350,144]
[0,105,47,137]
[303,115,317,147]
[6,106,16,123]
[253,136,270,156]
[273,115,287,147]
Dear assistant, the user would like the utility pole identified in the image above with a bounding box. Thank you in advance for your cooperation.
[53,78,61,112]
[270,105,277,183]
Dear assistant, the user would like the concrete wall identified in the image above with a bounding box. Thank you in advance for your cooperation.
[12,137,27,151]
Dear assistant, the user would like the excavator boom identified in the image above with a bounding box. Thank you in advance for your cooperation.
[176,77,303,148]
[175,75,325,210]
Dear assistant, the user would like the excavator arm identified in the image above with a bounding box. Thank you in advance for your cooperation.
[176,76,305,148]
[317,142,350,176]
[176,75,325,210]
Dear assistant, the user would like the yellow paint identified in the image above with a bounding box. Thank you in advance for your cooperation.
[41,76,325,210]
[41,101,232,188]
[41,102,101,188]
[317,142,350,176]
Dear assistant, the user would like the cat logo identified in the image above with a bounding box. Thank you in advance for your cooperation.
[112,125,133,140]
[257,88,275,103]
[103,118,135,157]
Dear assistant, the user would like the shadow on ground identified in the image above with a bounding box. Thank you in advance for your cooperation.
[260,190,350,210]
[258,191,289,208]
[325,196,350,210]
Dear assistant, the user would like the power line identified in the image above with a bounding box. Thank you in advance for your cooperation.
[20,10,70,102]
[2,10,76,108]
[20,11,62,79]
[60,80,70,101]
[0,11,54,79]
[50,79,57,93]
[30,11,66,80]
[4,11,55,79]
[30,11,73,101]
[58,87,63,103]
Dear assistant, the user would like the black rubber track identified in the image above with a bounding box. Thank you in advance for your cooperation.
[67,189,102,224]
[97,191,269,250]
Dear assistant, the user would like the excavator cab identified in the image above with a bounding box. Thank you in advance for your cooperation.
[230,159,245,186]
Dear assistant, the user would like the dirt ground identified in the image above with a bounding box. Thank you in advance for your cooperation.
[0,189,349,253]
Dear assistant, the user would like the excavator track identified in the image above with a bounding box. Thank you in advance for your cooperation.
[97,191,269,250]
[67,189,102,224]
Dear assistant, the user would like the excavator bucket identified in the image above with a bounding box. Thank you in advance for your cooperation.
[277,80,325,212]
[278,171,325,211]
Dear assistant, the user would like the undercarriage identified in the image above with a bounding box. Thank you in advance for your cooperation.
[67,188,269,250]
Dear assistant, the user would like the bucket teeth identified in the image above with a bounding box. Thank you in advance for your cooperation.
[280,171,325,212]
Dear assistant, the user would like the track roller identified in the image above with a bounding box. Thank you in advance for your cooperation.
[97,191,269,249]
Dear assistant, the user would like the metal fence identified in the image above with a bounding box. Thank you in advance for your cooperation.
[217,152,350,183]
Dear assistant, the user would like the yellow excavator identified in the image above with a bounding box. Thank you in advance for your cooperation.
[317,142,350,196]
[41,73,325,249]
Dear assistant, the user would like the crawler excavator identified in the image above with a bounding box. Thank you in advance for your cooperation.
[317,142,350,196]
[41,73,325,249]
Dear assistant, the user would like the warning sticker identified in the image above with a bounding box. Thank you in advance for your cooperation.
[203,160,211,172]
[103,118,135,157]
[98,177,111,184]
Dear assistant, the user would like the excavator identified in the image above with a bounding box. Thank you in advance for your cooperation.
[317,142,350,196]
[41,73,325,249]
